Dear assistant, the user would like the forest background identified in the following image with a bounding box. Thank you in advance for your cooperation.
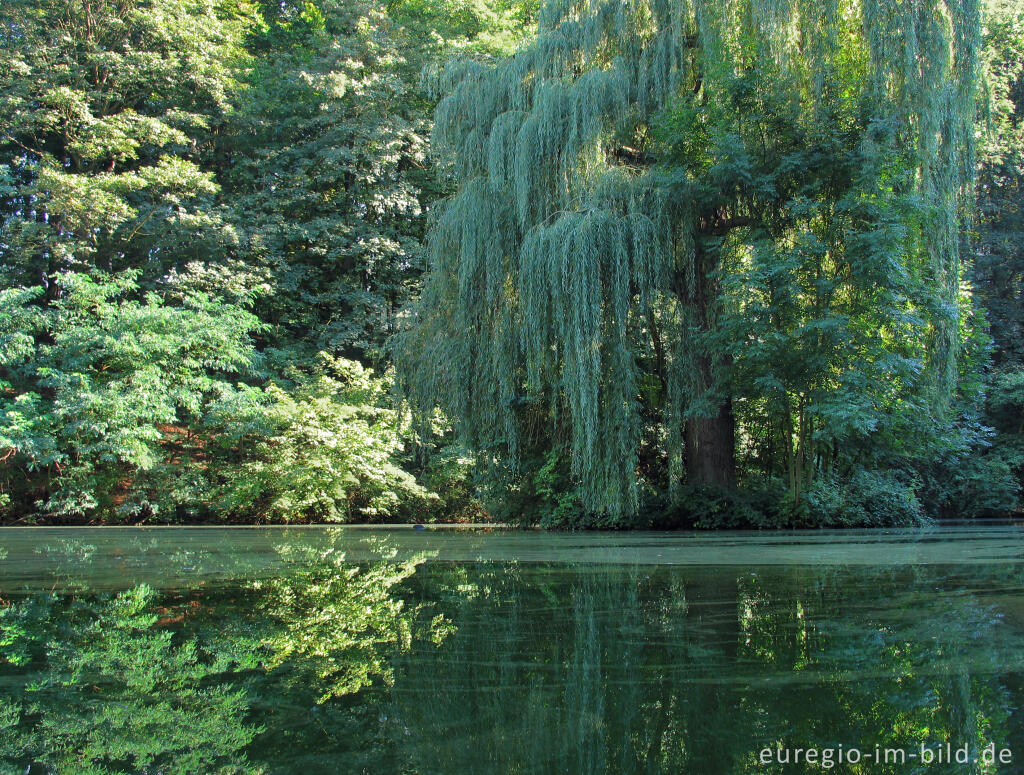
[1,0,1022,528]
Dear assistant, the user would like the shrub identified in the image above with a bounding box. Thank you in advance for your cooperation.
[800,470,926,527]
[0,273,262,521]
[210,355,436,523]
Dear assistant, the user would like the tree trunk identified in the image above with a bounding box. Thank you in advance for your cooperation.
[685,398,736,488]
[682,235,736,489]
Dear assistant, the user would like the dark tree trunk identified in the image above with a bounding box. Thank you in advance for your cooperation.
[681,234,736,488]
[685,398,736,488]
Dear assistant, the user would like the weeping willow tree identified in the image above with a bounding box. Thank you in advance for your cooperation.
[396,0,981,522]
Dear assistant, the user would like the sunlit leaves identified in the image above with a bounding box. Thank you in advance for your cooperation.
[0,272,263,519]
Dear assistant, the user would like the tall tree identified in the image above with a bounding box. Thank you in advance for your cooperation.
[0,0,536,524]
[975,0,1024,365]
[397,0,981,522]
[961,0,1024,515]
[0,0,255,289]
[222,0,533,363]
[0,0,264,519]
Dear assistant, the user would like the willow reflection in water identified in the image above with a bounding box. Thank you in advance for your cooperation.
[392,563,1024,774]
[0,529,1022,774]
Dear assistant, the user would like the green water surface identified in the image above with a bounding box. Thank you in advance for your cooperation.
[1,526,1023,774]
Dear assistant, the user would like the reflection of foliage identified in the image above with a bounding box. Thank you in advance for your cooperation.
[2,534,1023,775]
[0,586,262,774]
[388,564,701,772]
[0,535,454,774]
[259,543,452,702]
[387,563,1023,775]
[735,568,1020,774]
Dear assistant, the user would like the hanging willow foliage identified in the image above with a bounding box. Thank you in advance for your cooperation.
[396,0,980,519]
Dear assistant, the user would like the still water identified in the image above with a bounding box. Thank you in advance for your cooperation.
[1,526,1023,774]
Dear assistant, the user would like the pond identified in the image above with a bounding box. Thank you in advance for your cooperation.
[1,526,1023,774]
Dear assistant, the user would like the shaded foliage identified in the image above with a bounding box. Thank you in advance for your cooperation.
[397,0,985,525]
[0,0,533,523]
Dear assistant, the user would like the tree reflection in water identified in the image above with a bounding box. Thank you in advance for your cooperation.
[1,535,1022,774]
[389,564,1024,775]
[0,536,447,774]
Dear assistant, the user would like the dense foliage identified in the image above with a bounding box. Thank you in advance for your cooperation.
[0,0,532,524]
[0,0,1021,526]
[965,0,1024,517]
[399,0,1024,526]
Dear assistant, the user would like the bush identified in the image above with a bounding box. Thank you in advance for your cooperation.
[800,470,926,527]
[209,355,437,523]
[0,273,262,521]
[920,445,1020,519]
[646,480,784,530]
[0,274,438,524]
